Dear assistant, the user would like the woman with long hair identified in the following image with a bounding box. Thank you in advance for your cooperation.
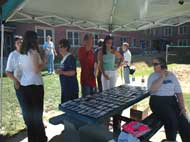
[98,35,122,90]
[98,35,123,132]
[19,31,47,142]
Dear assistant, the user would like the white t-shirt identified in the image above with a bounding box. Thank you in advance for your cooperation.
[123,50,131,66]
[19,51,43,86]
[6,50,22,81]
[147,71,182,96]
[43,41,55,55]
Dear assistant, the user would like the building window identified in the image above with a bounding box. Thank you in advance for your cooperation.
[178,39,188,46]
[94,33,99,47]
[6,34,12,52]
[140,40,145,49]
[4,34,13,56]
[67,31,80,48]
[35,27,54,47]
[120,37,127,45]
[132,39,137,47]
[146,40,149,48]
[178,25,188,35]
[164,27,172,37]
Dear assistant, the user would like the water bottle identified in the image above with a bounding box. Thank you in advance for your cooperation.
[132,75,135,86]
[141,76,145,89]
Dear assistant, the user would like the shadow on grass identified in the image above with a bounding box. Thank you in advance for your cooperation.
[0,129,27,142]
[42,72,50,77]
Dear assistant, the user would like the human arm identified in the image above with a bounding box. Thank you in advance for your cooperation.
[31,50,46,74]
[6,53,20,89]
[149,70,167,93]
[6,71,20,89]
[112,49,123,59]
[97,49,109,80]
[53,43,57,56]
[173,73,186,115]
[117,57,124,68]
[94,62,99,77]
[112,49,123,68]
[53,48,57,56]
[55,55,76,77]
[176,93,186,116]
[55,70,76,76]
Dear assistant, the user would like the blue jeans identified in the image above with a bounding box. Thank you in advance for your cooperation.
[48,53,54,73]
[15,88,26,121]
[81,86,96,97]
[61,93,78,103]
[124,67,130,84]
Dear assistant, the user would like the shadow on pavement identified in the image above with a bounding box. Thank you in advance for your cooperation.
[0,129,27,142]
[49,130,64,142]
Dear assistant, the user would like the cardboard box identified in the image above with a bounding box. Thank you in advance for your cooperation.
[130,104,149,121]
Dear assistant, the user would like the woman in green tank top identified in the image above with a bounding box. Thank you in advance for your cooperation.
[98,35,123,90]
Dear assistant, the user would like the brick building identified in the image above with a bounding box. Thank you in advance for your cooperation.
[2,22,190,57]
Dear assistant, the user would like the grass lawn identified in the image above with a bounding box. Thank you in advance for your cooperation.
[183,93,190,112]
[1,56,190,135]
[0,69,81,135]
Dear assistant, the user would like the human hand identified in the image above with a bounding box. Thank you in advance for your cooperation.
[14,80,20,90]
[42,55,47,63]
[160,70,167,79]
[180,107,187,116]
[55,69,62,75]
[124,61,128,66]
[31,49,38,55]
[104,74,110,80]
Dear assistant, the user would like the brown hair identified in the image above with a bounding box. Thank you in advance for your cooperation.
[21,31,39,54]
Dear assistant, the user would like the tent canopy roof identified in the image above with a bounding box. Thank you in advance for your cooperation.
[2,0,190,32]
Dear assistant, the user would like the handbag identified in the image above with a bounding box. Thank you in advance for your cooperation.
[127,66,136,75]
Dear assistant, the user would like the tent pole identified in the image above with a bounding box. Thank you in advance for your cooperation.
[0,17,4,130]
[166,44,169,63]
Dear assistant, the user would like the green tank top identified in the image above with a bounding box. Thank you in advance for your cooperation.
[103,50,115,71]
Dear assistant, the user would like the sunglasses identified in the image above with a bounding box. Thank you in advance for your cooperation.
[152,63,160,66]
[16,41,22,44]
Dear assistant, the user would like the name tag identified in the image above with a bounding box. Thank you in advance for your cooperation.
[163,80,172,84]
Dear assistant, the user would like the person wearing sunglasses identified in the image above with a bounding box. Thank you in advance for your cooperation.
[148,57,190,142]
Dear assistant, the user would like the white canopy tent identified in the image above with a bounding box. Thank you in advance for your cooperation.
[1,0,190,129]
[5,0,190,32]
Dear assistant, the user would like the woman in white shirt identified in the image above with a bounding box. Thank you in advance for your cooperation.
[148,57,190,142]
[19,31,47,142]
